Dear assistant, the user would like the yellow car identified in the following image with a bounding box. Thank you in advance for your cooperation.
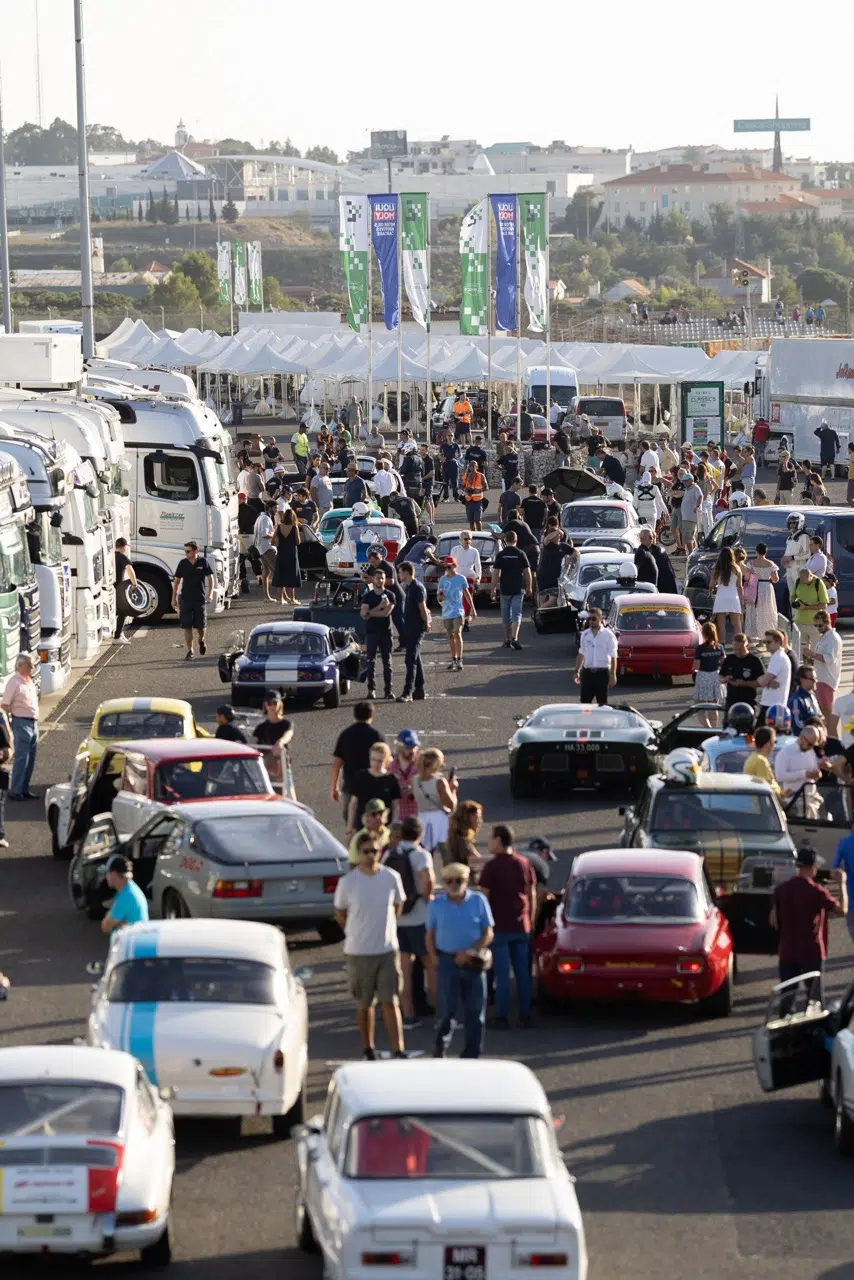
[77,697,212,766]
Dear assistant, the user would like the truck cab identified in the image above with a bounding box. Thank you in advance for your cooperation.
[0,455,38,691]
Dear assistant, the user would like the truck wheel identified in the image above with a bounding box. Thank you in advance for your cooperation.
[134,569,171,623]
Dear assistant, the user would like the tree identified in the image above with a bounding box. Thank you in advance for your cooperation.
[221,198,239,225]
[159,185,177,224]
[176,251,218,305]
[6,116,78,164]
[87,123,134,152]
[146,271,202,313]
[147,188,157,223]
[185,204,191,221]
[305,144,339,165]
[796,267,849,303]
[137,201,144,222]
[196,202,203,222]
[208,195,217,223]
[268,138,300,157]
[109,257,132,272]
[217,138,257,155]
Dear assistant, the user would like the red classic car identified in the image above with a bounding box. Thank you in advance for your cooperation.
[534,848,734,1016]
[609,592,701,678]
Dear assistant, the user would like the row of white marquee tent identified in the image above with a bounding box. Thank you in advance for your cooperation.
[98,317,763,391]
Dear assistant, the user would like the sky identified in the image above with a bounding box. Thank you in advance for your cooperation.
[0,0,844,163]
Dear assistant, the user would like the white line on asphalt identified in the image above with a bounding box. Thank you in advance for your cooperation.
[133,628,149,640]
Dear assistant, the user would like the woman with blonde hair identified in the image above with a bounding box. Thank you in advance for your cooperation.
[412,747,458,852]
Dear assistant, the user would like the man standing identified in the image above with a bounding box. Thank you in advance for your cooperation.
[360,567,396,701]
[396,562,430,702]
[292,424,311,477]
[814,419,840,479]
[574,608,618,706]
[758,629,793,724]
[253,500,277,602]
[215,705,249,743]
[638,527,677,592]
[373,458,396,515]
[679,468,703,554]
[100,855,149,933]
[309,460,334,517]
[633,536,659,587]
[521,484,547,543]
[478,824,536,1030]
[451,531,482,634]
[464,435,488,471]
[788,665,822,734]
[382,816,435,1030]
[419,444,435,522]
[171,540,214,661]
[334,834,407,1060]
[807,609,843,733]
[347,742,401,837]
[775,724,823,817]
[399,443,424,504]
[437,556,475,673]
[498,475,523,528]
[453,389,473,446]
[426,861,494,1059]
[491,530,532,651]
[388,728,420,817]
[770,846,845,998]
[1,653,39,801]
[344,464,368,509]
[719,634,764,714]
[791,566,829,653]
[113,536,139,645]
[330,702,384,820]
[347,798,392,866]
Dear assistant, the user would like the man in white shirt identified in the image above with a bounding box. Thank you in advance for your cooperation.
[805,535,828,580]
[549,400,561,426]
[309,462,334,516]
[574,608,618,706]
[237,462,264,501]
[252,502,277,602]
[451,530,483,633]
[807,609,843,732]
[372,459,396,514]
[638,439,659,479]
[775,725,822,816]
[758,628,792,722]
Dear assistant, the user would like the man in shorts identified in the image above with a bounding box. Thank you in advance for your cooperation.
[171,541,214,660]
[437,556,475,673]
[679,469,702,554]
[333,833,406,1060]
[381,816,435,1029]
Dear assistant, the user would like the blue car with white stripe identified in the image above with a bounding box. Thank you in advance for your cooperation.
[218,620,360,709]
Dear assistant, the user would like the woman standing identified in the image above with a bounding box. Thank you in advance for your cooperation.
[442,800,484,881]
[695,463,716,538]
[411,748,458,853]
[775,449,796,504]
[271,508,301,606]
[745,542,780,639]
[711,546,743,641]
[693,621,726,728]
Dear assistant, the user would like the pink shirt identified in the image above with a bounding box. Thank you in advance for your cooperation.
[1,673,39,720]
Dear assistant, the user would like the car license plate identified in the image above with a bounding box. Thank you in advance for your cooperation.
[18,1225,73,1238]
[569,742,600,753]
[594,419,609,426]
[444,1245,486,1280]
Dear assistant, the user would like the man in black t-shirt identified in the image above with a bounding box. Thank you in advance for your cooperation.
[113,537,139,643]
[504,517,539,572]
[464,436,488,470]
[346,742,401,833]
[215,705,249,743]
[719,634,765,710]
[363,547,405,646]
[397,560,431,702]
[521,485,547,543]
[330,702,385,819]
[491,531,533,650]
[171,540,215,660]
[360,567,396,699]
[291,488,318,527]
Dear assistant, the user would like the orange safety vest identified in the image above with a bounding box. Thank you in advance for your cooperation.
[454,399,472,425]
[462,471,485,502]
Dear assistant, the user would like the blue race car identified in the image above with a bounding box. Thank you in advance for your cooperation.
[701,730,796,775]
[218,621,360,709]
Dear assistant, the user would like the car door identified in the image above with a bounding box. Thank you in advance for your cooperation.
[753,975,832,1093]
[135,449,202,563]
[781,782,850,888]
[622,785,651,845]
[656,705,723,755]
[111,752,153,838]
[304,1089,347,1261]
[129,813,185,895]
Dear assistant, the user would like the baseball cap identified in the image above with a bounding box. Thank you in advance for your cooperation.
[444,556,457,567]
[216,704,236,721]
[796,845,818,867]
[396,729,420,748]
[107,854,131,875]
[364,798,389,816]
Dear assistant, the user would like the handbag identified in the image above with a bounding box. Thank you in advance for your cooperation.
[742,570,758,606]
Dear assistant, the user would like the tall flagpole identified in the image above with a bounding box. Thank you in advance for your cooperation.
[0,74,12,334]
[396,195,403,434]
[426,194,432,445]
[73,0,95,358]
[515,195,522,438]
[487,197,493,443]
[545,192,551,429]
[367,222,373,427]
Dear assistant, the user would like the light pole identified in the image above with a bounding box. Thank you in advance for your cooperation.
[0,75,12,333]
[73,0,95,357]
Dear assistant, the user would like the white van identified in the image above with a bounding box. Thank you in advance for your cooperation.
[572,395,629,443]
[525,365,578,410]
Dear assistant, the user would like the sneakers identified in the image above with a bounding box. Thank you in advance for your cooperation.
[184,651,194,661]
[366,690,376,700]
[392,1050,409,1059]
[362,1047,377,1061]
[455,660,464,671]
[432,1043,446,1058]
[511,640,523,651]
[0,838,8,848]
[402,1016,422,1031]
[503,639,511,648]
[112,635,131,645]
[199,639,207,656]
[384,689,394,700]
[446,661,457,671]
[396,694,413,703]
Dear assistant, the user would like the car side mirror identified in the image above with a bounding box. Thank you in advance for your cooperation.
[86,960,103,977]
[621,806,634,820]
[159,1085,176,1102]
[292,1122,322,1145]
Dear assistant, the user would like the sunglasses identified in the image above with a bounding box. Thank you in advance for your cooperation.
[443,877,466,886]
[360,846,380,855]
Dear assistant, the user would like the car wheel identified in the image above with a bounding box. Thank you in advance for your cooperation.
[50,808,71,861]
[820,1076,834,1110]
[323,676,341,709]
[68,858,87,911]
[340,673,351,695]
[140,1222,172,1267]
[316,918,345,945]
[834,1076,854,1155]
[272,1074,306,1139]
[162,890,186,921]
[509,767,533,799]
[700,956,733,1018]
[296,1195,319,1254]
[533,610,547,635]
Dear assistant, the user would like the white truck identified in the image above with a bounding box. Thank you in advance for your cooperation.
[524,364,579,412]
[762,339,852,467]
[0,456,35,691]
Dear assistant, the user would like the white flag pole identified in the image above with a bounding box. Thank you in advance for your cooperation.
[516,195,522,440]
[545,192,551,429]
[367,210,373,429]
[487,198,493,444]
[259,245,265,313]
[426,194,432,446]
[397,196,403,435]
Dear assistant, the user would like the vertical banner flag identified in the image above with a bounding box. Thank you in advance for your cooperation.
[369,194,400,330]
[459,199,488,336]
[247,240,263,306]
[233,241,248,307]
[490,194,518,332]
[519,194,547,332]
[216,241,232,304]
[401,193,429,330]
[338,193,369,332]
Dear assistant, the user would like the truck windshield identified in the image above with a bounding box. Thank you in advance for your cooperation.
[32,512,63,568]
[202,455,229,504]
[77,488,100,533]
[0,523,34,588]
[531,383,576,407]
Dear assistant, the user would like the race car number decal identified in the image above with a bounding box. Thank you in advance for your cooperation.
[180,856,204,873]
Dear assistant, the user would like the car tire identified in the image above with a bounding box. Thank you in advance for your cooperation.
[134,568,172,623]
[323,676,341,710]
[140,1222,172,1267]
[533,610,548,635]
[834,1076,854,1156]
[820,1076,834,1110]
[316,918,345,945]
[296,1195,319,1254]
[49,807,71,861]
[700,957,733,1018]
[340,673,351,695]
[273,1075,306,1139]
[509,767,533,799]
[162,890,187,921]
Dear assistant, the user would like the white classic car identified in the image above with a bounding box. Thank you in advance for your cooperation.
[0,1044,174,1264]
[295,1059,587,1279]
[326,515,406,577]
[87,919,309,1135]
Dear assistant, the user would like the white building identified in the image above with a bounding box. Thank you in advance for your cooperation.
[598,164,803,229]
[632,144,775,171]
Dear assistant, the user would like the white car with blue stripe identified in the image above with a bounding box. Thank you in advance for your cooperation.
[325,515,406,577]
[87,919,309,1135]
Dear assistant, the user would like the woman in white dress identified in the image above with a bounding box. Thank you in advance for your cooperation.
[710,546,743,642]
[744,542,779,639]
[411,748,458,852]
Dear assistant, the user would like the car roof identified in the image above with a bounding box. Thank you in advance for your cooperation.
[249,620,329,636]
[529,702,643,718]
[108,919,286,966]
[436,530,496,542]
[171,797,309,821]
[93,697,193,718]
[616,592,692,608]
[333,1059,549,1117]
[111,738,261,761]
[565,498,632,509]
[574,550,630,564]
[0,1044,137,1088]
[572,848,701,878]
[647,773,776,794]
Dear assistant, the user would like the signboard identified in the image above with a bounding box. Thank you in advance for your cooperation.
[371,130,408,159]
[680,380,724,449]
[733,118,810,133]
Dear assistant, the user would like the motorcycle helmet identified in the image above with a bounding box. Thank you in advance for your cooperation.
[786,512,805,534]
[764,704,792,734]
[726,701,756,735]
[729,490,750,509]
[663,748,701,785]
[351,501,369,518]
[617,560,638,585]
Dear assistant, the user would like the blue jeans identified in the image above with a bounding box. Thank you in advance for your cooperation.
[402,632,425,697]
[10,716,38,796]
[435,953,486,1058]
[500,593,524,628]
[492,932,532,1019]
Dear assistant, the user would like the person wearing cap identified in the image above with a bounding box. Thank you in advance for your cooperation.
[389,728,420,819]
[427,862,494,1059]
[101,856,149,934]
[770,845,846,999]
[215,705,249,743]
[360,567,396,700]
[348,798,392,866]
[437,556,475,673]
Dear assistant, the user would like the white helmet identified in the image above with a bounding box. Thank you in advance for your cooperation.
[351,501,369,518]
[618,560,637,580]
[729,490,750,508]
[663,748,701,785]
[786,511,805,533]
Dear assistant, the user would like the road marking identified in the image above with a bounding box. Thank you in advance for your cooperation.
[133,628,150,640]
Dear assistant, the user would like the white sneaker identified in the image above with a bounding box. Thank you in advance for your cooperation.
[112,636,131,645]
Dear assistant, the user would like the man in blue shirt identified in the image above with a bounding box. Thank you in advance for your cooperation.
[436,557,475,673]
[426,862,494,1058]
[789,665,822,734]
[833,833,854,945]
[101,855,149,934]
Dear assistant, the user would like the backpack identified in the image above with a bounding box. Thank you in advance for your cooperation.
[383,843,420,915]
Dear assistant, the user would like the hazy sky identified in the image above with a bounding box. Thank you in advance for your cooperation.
[0,0,843,163]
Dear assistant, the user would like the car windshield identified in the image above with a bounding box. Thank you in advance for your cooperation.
[0,1083,123,1137]
[195,812,345,865]
[249,631,326,655]
[587,586,631,612]
[154,757,267,802]
[436,535,494,557]
[96,710,186,740]
[562,506,628,531]
[651,789,783,833]
[706,747,752,774]
[579,562,625,585]
[348,523,399,543]
[566,874,701,923]
[707,509,795,552]
[105,957,277,1005]
[320,513,347,532]
[343,1114,548,1180]
[528,709,641,730]
[616,606,693,633]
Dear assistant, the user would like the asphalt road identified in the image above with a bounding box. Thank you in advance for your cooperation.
[3,488,854,1278]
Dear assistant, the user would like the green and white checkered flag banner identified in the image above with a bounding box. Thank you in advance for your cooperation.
[233,241,248,307]
[401,193,429,330]
[247,240,262,306]
[459,199,488,336]
[519,193,547,333]
[216,241,232,305]
[339,193,370,333]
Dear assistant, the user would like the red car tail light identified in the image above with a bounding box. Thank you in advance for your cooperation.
[323,875,340,894]
[361,1251,414,1266]
[273,1049,284,1072]
[676,958,705,974]
[116,1209,158,1227]
[516,1253,570,1268]
[557,956,584,974]
[213,879,263,899]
